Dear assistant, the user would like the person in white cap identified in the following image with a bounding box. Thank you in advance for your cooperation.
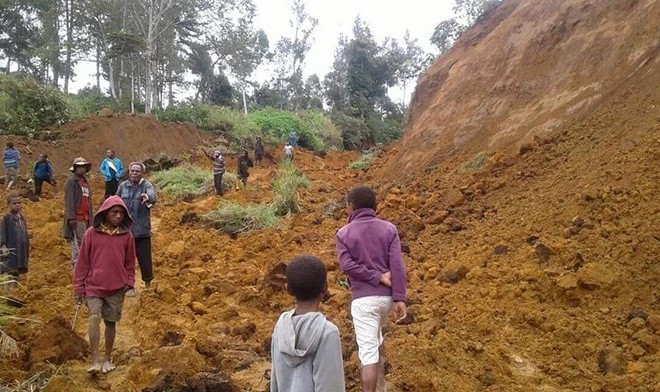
[62,157,94,269]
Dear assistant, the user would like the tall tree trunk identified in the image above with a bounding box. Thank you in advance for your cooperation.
[96,44,101,91]
[5,57,10,73]
[131,61,135,113]
[242,90,248,115]
[167,66,173,107]
[63,0,73,93]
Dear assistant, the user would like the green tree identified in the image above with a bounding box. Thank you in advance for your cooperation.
[430,18,464,54]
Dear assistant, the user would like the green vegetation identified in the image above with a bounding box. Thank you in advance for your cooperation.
[349,146,382,171]
[151,165,238,201]
[0,74,69,135]
[460,151,491,172]
[271,160,311,216]
[204,201,281,235]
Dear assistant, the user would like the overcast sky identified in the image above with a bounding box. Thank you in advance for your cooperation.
[72,0,456,103]
[254,0,454,79]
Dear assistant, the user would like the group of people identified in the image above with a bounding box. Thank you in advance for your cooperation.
[2,138,407,390]
[270,186,407,392]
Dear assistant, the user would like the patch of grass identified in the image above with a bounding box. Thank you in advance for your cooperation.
[460,151,491,172]
[349,150,378,171]
[271,160,311,216]
[151,165,213,201]
[204,201,281,235]
[151,165,239,201]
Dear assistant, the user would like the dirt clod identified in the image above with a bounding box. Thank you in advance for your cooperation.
[598,346,626,375]
[28,317,88,367]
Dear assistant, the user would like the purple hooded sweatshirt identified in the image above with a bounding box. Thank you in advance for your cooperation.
[335,208,407,302]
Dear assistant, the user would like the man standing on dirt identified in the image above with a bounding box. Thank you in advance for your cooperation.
[63,157,94,269]
[254,137,265,166]
[117,162,157,293]
[73,195,135,375]
[3,142,20,191]
[100,148,124,199]
[204,149,225,196]
[335,185,407,392]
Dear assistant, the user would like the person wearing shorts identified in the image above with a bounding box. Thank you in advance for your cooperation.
[73,195,135,375]
[3,142,19,191]
[335,185,408,392]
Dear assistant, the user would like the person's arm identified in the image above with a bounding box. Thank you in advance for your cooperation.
[73,229,92,298]
[116,159,124,178]
[124,233,136,289]
[99,159,107,177]
[0,215,8,248]
[312,325,346,392]
[388,230,407,302]
[270,336,278,392]
[335,233,381,286]
[144,181,157,204]
[63,178,77,221]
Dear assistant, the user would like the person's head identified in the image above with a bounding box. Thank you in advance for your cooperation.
[7,194,21,213]
[128,162,145,183]
[213,150,221,158]
[256,136,261,142]
[6,142,13,149]
[103,203,127,228]
[38,153,48,162]
[346,185,377,213]
[69,157,91,176]
[286,255,327,302]
[242,150,248,157]
[285,141,291,147]
[106,149,115,158]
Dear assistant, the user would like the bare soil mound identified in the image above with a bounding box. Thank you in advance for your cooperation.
[28,317,88,367]
[376,0,660,178]
[0,113,207,180]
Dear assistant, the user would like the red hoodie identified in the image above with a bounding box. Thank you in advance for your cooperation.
[73,195,136,297]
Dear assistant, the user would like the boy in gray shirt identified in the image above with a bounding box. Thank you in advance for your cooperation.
[270,255,346,392]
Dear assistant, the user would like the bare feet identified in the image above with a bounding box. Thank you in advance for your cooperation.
[144,281,151,289]
[125,289,136,297]
[101,361,116,374]
[87,362,101,375]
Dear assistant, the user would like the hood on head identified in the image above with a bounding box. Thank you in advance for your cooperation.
[93,195,133,229]
[273,310,328,367]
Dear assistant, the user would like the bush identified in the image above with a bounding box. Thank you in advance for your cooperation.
[330,111,371,150]
[348,152,375,171]
[155,104,211,129]
[298,110,343,150]
[204,201,281,235]
[64,86,117,119]
[0,74,69,135]
[271,160,311,215]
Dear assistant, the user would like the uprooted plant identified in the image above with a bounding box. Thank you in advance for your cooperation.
[271,160,311,216]
[203,201,282,235]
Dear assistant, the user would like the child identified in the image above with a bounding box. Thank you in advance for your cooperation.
[73,195,135,375]
[254,137,265,166]
[270,255,346,392]
[33,153,57,197]
[0,195,29,278]
[335,186,407,392]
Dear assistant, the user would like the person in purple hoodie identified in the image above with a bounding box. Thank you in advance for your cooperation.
[335,185,407,392]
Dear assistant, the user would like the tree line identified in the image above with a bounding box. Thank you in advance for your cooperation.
[0,0,500,148]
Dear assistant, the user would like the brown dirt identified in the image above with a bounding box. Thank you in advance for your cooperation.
[27,317,88,368]
[1,1,660,391]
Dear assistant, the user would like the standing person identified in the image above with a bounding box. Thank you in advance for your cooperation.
[283,142,294,161]
[270,255,346,392]
[63,157,94,269]
[335,185,407,392]
[236,150,253,188]
[73,195,135,375]
[288,129,298,147]
[254,137,265,166]
[100,149,124,199]
[33,153,57,197]
[3,142,20,191]
[0,195,29,279]
[117,162,156,293]
[204,149,225,196]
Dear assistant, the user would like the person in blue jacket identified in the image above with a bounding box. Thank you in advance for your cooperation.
[33,153,57,196]
[3,142,20,191]
[100,149,124,199]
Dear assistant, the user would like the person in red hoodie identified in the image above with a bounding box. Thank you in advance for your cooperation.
[73,195,135,375]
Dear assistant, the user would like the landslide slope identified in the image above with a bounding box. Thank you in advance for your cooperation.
[376,0,659,177]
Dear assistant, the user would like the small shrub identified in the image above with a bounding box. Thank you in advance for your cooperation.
[204,201,281,235]
[349,153,374,171]
[460,151,491,172]
[155,104,211,129]
[271,160,310,216]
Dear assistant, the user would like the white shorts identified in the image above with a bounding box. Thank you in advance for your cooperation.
[351,296,393,366]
